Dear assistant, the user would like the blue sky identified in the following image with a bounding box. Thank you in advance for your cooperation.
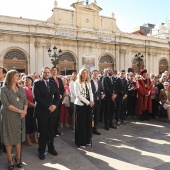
[0,0,170,32]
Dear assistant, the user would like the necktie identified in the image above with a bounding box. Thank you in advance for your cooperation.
[110,77,113,84]
[46,80,50,92]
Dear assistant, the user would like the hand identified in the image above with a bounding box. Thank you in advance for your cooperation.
[30,103,35,107]
[60,95,62,99]
[101,94,105,99]
[19,110,27,119]
[111,94,117,101]
[131,86,135,90]
[145,91,151,96]
[148,91,151,95]
[123,94,127,100]
[89,101,94,107]
[49,105,57,112]
[65,91,69,95]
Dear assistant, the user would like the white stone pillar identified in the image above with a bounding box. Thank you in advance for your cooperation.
[29,37,36,74]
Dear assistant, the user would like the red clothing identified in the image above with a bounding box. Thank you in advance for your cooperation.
[59,85,70,123]
[136,78,152,115]
[60,105,69,123]
[24,86,34,108]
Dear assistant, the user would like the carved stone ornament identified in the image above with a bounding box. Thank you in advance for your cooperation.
[54,0,58,8]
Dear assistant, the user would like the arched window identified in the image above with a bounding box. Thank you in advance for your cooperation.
[59,52,76,62]
[99,55,113,63]
[4,50,27,60]
[159,59,168,74]
[3,49,28,73]
[159,59,168,66]
[99,55,114,72]
[58,52,76,75]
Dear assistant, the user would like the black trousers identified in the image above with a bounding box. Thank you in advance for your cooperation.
[55,99,62,133]
[75,105,92,146]
[93,100,100,130]
[104,99,115,126]
[152,99,160,117]
[99,99,105,122]
[127,95,136,116]
[37,112,56,154]
[115,96,127,121]
[25,107,37,134]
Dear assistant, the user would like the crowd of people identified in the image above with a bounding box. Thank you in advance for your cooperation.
[0,65,170,169]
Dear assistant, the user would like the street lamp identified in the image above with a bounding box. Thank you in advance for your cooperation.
[48,46,62,67]
[134,52,144,72]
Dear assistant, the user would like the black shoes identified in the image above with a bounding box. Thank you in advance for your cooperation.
[121,120,127,124]
[116,121,121,125]
[93,130,101,135]
[14,156,23,168]
[8,158,14,170]
[48,149,58,156]
[109,125,117,129]
[39,150,58,160]
[39,153,45,160]
[139,115,144,121]
[55,129,63,137]
[105,125,109,130]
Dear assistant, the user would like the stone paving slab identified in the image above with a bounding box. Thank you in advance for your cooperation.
[0,119,170,170]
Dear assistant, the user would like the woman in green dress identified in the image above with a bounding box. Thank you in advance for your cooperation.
[1,70,28,170]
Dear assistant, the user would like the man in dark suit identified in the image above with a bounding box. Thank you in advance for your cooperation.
[102,67,117,130]
[99,68,108,122]
[115,70,128,125]
[91,70,105,135]
[33,67,60,160]
[50,67,64,136]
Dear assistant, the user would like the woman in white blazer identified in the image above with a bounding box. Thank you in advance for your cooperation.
[74,68,94,147]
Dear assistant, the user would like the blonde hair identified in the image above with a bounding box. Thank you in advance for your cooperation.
[77,68,90,84]
[4,70,19,89]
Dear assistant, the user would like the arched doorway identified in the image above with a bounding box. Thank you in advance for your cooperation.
[3,50,28,73]
[132,58,144,73]
[58,52,76,75]
[99,55,114,73]
[159,59,168,74]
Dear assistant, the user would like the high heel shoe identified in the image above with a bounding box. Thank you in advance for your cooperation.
[14,156,23,168]
[8,158,14,170]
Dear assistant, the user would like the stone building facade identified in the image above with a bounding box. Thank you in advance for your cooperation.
[0,1,170,74]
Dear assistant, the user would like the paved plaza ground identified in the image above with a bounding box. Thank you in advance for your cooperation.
[0,118,170,170]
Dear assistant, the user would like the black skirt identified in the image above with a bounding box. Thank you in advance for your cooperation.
[75,104,92,146]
